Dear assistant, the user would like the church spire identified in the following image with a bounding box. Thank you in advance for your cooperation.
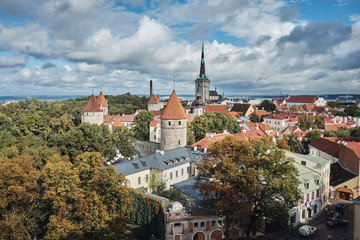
[199,41,206,80]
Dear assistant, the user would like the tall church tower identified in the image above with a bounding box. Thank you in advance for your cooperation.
[191,42,210,115]
[160,90,187,151]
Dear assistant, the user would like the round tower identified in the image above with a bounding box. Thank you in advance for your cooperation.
[160,90,187,151]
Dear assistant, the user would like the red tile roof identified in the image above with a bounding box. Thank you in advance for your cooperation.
[112,119,124,127]
[205,105,228,114]
[118,114,136,122]
[344,142,360,158]
[160,91,186,119]
[309,137,341,158]
[325,124,351,131]
[148,94,160,104]
[252,110,269,117]
[82,94,102,113]
[287,96,317,103]
[97,91,108,107]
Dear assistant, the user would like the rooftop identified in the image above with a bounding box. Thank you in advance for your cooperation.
[160,91,186,119]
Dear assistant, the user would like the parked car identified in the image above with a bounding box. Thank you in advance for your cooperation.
[327,210,342,220]
[335,203,348,215]
[299,225,316,236]
[327,218,349,228]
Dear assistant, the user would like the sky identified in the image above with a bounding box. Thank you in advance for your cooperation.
[0,0,359,97]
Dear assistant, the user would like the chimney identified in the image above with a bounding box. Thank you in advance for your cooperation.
[344,117,347,124]
[193,146,197,151]
[150,80,153,97]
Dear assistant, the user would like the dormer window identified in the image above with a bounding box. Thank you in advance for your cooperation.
[315,179,319,185]
[304,182,309,189]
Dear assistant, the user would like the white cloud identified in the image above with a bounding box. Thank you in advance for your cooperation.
[0,55,27,67]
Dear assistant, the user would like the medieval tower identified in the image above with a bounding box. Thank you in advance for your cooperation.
[81,94,104,125]
[160,90,187,151]
[191,42,210,115]
[97,91,108,115]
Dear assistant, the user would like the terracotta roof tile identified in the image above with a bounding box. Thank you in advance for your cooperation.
[344,142,360,159]
[310,137,342,158]
[287,96,317,103]
[325,124,351,131]
[205,105,228,114]
[230,103,251,113]
[112,119,124,127]
[160,91,186,119]
[148,94,160,104]
[82,94,102,113]
[252,110,269,117]
[97,91,108,107]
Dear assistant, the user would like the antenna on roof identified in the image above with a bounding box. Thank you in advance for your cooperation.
[173,72,179,91]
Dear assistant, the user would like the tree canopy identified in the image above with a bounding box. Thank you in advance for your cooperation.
[259,100,277,112]
[132,111,155,141]
[196,137,300,238]
[191,111,241,142]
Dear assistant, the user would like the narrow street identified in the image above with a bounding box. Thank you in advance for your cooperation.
[290,199,354,240]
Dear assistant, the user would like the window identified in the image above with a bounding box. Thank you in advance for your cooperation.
[315,179,319,185]
[187,167,190,173]
[181,168,184,176]
[178,140,181,145]
[194,222,199,228]
[176,170,178,178]
[304,182,309,189]
[154,135,156,140]
[218,220,222,227]
[178,121,181,125]
[301,161,306,166]
[200,222,204,228]
[138,177,141,185]
[170,172,173,180]
[174,223,181,228]
[146,174,149,182]
[316,189,320,197]
[168,121,171,126]
[212,221,216,227]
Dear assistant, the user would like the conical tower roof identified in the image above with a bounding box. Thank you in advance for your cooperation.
[160,91,186,119]
[82,94,102,113]
[199,41,207,80]
[97,91,108,107]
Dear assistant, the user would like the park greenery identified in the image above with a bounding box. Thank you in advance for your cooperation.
[196,137,300,238]
[189,111,241,143]
[0,95,165,239]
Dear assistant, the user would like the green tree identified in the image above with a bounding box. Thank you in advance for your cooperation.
[344,105,360,116]
[350,127,360,137]
[327,101,341,108]
[196,137,300,238]
[277,139,291,151]
[302,130,322,154]
[191,112,241,141]
[314,116,325,129]
[336,127,351,137]
[259,100,277,112]
[112,126,136,158]
[19,114,49,136]
[187,122,196,145]
[133,111,154,141]
[286,133,305,154]
[250,113,261,123]
[49,113,75,134]
[0,112,20,137]
[298,114,313,131]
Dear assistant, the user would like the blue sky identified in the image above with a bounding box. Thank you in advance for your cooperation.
[0,0,359,96]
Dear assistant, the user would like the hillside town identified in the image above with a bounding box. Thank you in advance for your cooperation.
[78,45,360,240]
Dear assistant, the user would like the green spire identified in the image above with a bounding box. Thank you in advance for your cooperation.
[199,41,206,80]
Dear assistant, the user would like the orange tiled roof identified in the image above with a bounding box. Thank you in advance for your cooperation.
[252,110,269,117]
[82,94,102,113]
[287,96,317,103]
[325,124,351,131]
[112,119,124,127]
[344,142,360,158]
[160,91,186,119]
[149,120,159,127]
[148,94,160,104]
[227,111,240,120]
[97,91,108,107]
[205,105,228,114]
